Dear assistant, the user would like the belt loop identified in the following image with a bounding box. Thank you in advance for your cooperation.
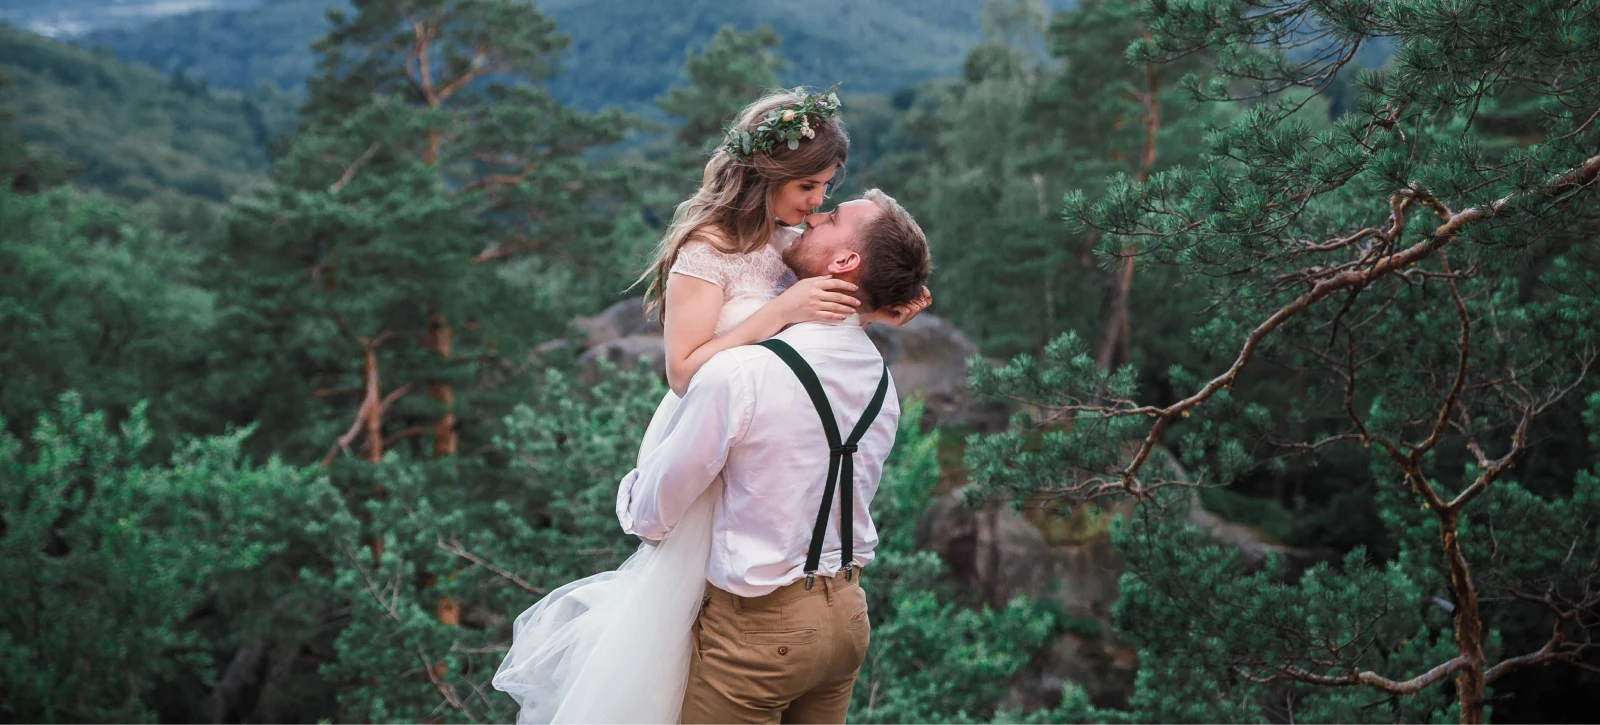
[823,575,834,606]
[733,593,744,614]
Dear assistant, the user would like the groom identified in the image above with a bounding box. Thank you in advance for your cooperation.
[616,188,931,723]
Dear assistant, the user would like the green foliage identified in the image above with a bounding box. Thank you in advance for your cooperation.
[312,362,662,722]
[0,68,75,192]
[0,393,335,722]
[0,25,296,202]
[1197,485,1296,544]
[0,184,218,449]
[1110,493,1461,723]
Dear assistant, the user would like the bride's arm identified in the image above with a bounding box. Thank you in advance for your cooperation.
[664,273,860,395]
[663,275,735,395]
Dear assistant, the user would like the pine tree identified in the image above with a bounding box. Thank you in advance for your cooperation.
[657,25,787,153]
[968,1,1600,722]
[198,1,649,718]
[638,25,790,235]
[863,0,1228,360]
[216,0,640,463]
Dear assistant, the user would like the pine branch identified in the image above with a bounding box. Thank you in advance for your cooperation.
[1116,150,1600,495]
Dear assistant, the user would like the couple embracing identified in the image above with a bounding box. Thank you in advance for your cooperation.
[493,86,933,724]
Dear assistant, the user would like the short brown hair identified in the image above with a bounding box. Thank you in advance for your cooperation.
[852,189,931,310]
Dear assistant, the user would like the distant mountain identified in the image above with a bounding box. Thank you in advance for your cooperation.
[0,25,297,202]
[81,0,335,96]
[0,0,258,38]
[78,0,1078,113]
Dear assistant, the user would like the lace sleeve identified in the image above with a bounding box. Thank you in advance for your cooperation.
[670,241,729,289]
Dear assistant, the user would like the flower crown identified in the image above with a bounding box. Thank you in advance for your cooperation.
[720,85,842,161]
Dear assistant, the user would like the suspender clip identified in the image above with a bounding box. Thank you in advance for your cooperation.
[843,564,853,582]
[804,573,816,591]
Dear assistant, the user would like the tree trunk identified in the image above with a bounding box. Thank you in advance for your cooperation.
[361,345,384,463]
[1095,255,1137,371]
[428,314,457,457]
[1441,510,1487,723]
[1094,34,1160,371]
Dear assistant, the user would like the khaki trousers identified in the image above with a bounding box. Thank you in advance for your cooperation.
[680,573,871,724]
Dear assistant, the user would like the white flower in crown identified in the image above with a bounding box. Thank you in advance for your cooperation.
[801,122,815,139]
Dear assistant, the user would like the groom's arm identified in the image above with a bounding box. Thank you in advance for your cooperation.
[616,353,754,542]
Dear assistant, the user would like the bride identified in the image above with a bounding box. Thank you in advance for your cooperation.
[494,87,891,723]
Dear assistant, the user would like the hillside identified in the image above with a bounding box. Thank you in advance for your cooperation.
[80,0,1077,112]
[0,25,297,202]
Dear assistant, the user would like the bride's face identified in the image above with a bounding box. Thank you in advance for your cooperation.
[771,168,838,226]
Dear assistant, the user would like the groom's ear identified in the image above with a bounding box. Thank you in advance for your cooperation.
[827,249,862,275]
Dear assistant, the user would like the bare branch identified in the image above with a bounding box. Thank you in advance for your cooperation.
[437,536,546,596]
[329,142,380,194]
[1235,657,1472,694]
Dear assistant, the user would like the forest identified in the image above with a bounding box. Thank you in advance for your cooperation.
[2,0,1598,723]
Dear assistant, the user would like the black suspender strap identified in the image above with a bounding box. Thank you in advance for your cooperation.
[757,339,890,590]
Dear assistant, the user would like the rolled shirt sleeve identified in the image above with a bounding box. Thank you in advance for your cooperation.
[616,352,753,542]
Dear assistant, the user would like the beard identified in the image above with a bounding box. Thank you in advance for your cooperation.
[780,242,812,279]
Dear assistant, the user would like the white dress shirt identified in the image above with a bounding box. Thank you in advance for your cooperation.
[615,318,900,597]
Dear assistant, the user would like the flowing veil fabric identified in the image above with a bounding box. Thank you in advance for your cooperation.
[493,391,716,723]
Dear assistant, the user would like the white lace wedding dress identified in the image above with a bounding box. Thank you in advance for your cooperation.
[493,229,797,724]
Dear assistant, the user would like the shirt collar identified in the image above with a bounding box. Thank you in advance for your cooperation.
[791,313,863,329]
[780,317,878,351]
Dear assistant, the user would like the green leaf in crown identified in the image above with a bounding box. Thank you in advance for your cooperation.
[719,84,843,161]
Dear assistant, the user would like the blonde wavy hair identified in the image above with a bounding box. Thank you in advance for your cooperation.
[638,88,850,318]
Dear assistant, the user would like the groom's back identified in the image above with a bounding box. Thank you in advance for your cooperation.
[702,320,899,598]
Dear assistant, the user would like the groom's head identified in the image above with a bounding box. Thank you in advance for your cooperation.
[784,189,930,312]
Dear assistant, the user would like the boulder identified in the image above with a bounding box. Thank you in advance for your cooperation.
[572,298,662,348]
[567,296,1005,428]
[578,334,668,379]
[916,488,1136,709]
[866,314,1008,430]
[916,452,1321,711]
[916,487,1125,622]
[998,632,1138,712]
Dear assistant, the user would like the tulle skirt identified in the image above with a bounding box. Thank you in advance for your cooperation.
[493,391,716,723]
